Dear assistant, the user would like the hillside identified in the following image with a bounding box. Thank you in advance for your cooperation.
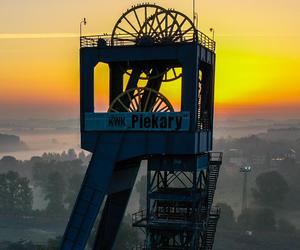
[0,133,28,152]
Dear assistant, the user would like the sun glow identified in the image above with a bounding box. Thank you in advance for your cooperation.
[0,0,299,119]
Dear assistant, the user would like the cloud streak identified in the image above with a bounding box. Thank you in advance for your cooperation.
[0,33,78,39]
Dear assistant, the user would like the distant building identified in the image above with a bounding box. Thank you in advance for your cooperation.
[286,149,296,160]
[271,149,296,168]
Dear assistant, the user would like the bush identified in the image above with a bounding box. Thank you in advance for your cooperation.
[237,208,276,231]
[252,171,289,208]
[216,203,236,229]
[277,218,296,234]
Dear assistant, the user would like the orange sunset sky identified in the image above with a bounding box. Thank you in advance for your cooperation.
[0,0,299,119]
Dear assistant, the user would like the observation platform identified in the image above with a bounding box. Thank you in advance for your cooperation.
[80,30,215,52]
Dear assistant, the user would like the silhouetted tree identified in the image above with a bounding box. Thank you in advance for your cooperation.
[47,236,62,249]
[237,208,276,231]
[216,203,236,229]
[135,175,147,209]
[78,151,86,162]
[0,171,33,215]
[65,173,84,211]
[44,171,66,214]
[252,171,289,208]
[6,240,35,250]
[32,159,84,187]
[277,218,296,234]
[67,149,77,161]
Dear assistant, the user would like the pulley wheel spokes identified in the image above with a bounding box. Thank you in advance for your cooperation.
[166,9,198,42]
[108,87,174,112]
[137,8,197,43]
[111,4,167,46]
[137,10,182,44]
[112,5,196,81]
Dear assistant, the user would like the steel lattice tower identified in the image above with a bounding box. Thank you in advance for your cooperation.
[133,153,222,249]
[60,4,222,250]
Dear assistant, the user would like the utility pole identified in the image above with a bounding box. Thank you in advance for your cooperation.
[193,0,196,25]
[210,28,215,40]
[80,18,87,45]
[240,166,252,213]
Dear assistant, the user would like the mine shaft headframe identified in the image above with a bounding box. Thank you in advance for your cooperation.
[111,3,198,82]
[80,3,216,141]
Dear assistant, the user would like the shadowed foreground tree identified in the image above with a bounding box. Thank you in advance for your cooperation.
[6,240,36,250]
[64,173,84,211]
[252,171,289,208]
[237,208,276,231]
[277,218,297,234]
[46,236,62,249]
[32,159,85,187]
[216,203,236,229]
[32,159,85,215]
[0,171,33,215]
[44,171,66,215]
[135,175,147,209]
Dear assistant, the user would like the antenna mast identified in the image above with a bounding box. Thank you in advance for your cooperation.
[193,0,199,29]
[193,0,196,25]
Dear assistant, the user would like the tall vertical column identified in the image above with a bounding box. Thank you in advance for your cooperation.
[181,45,199,130]
[109,63,124,104]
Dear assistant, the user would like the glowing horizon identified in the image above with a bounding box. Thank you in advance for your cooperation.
[0,0,299,120]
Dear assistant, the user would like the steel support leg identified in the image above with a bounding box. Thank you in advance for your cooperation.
[92,163,140,250]
[60,135,124,250]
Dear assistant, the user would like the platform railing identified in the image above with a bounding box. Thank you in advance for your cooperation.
[198,31,216,51]
[210,206,221,217]
[133,244,146,250]
[153,210,194,222]
[80,30,215,51]
[209,152,223,163]
[132,208,205,227]
[132,209,147,225]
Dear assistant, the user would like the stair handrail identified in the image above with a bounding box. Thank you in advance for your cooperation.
[209,152,223,163]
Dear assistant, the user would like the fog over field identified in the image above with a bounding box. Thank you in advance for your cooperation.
[2,117,300,158]
[0,117,300,249]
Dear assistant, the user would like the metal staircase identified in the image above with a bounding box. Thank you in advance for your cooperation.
[207,154,222,209]
[200,207,221,250]
[132,152,222,250]
[199,153,222,250]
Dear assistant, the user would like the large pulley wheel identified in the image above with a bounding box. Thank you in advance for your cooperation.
[132,8,197,81]
[111,4,197,82]
[137,8,197,44]
[108,87,174,112]
[111,4,167,46]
